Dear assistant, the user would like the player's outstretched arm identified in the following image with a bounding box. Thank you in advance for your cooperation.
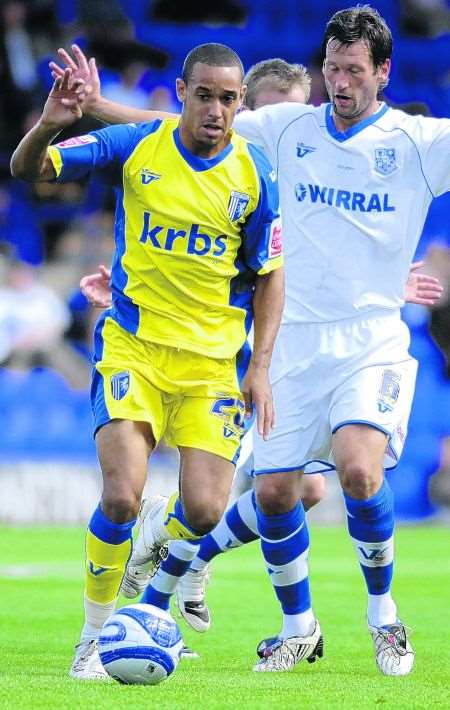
[404,260,443,306]
[11,69,83,181]
[80,265,112,308]
[242,267,285,440]
[50,44,178,125]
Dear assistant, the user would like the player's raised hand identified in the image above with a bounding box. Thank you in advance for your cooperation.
[80,265,112,308]
[405,260,444,306]
[41,69,84,129]
[242,363,274,440]
[49,44,101,114]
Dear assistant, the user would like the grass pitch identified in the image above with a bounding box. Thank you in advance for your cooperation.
[0,525,448,710]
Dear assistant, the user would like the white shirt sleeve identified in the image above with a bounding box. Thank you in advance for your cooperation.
[234,103,306,170]
[415,115,450,197]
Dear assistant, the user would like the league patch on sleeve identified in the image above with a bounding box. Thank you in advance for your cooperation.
[269,217,282,258]
[55,135,98,149]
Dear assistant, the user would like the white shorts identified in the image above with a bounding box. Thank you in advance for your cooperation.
[253,311,418,475]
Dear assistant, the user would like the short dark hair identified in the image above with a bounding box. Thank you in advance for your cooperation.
[322,5,393,69]
[182,43,244,83]
[244,59,311,109]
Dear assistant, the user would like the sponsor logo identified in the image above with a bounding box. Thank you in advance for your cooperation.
[111,371,130,400]
[141,169,161,185]
[377,369,401,413]
[269,217,282,258]
[294,182,395,212]
[296,142,316,158]
[140,211,227,256]
[358,546,389,562]
[228,191,250,221]
[89,561,107,576]
[374,148,397,176]
[55,134,98,148]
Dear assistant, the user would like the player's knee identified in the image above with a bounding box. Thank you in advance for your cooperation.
[256,479,298,515]
[101,489,141,522]
[183,499,225,535]
[339,462,379,499]
[302,476,326,511]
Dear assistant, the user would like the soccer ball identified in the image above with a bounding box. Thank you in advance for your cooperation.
[98,603,183,685]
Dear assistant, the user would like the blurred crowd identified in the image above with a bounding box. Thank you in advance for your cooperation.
[0,0,449,518]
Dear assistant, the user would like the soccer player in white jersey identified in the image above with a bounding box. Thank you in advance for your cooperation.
[53,8,450,675]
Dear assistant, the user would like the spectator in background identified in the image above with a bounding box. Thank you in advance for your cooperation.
[0,252,69,368]
[400,0,450,38]
[0,1,39,157]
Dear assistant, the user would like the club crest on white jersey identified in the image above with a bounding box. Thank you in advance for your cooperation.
[374,148,397,176]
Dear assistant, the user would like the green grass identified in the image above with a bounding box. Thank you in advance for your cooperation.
[0,526,448,709]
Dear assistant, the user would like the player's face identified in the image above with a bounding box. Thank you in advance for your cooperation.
[176,63,244,157]
[252,80,307,110]
[323,39,390,128]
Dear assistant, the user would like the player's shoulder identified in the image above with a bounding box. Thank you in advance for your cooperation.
[237,136,275,180]
[255,101,319,126]
[380,105,449,143]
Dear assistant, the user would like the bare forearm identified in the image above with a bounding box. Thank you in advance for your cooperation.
[89,96,177,125]
[251,268,285,369]
[10,121,59,181]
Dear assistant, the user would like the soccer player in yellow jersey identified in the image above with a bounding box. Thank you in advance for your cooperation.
[11,43,284,679]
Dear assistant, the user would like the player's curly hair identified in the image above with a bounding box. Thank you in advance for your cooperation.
[243,59,311,109]
[182,43,244,83]
[322,5,393,69]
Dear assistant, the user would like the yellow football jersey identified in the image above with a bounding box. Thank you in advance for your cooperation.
[48,118,282,358]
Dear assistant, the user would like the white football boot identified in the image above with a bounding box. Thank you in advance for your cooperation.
[253,621,323,672]
[176,566,211,632]
[369,621,415,676]
[121,496,169,599]
[69,639,109,680]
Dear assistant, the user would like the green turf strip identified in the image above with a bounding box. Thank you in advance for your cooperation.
[0,526,448,709]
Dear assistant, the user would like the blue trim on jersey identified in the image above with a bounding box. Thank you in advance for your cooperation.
[332,419,391,438]
[54,121,163,183]
[109,195,140,334]
[325,102,389,142]
[172,127,233,171]
[91,312,110,436]
[244,142,280,272]
[89,504,135,544]
[275,109,318,177]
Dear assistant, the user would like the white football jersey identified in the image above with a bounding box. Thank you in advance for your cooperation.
[235,103,450,323]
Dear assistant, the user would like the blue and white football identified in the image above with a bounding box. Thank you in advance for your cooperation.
[98,603,183,685]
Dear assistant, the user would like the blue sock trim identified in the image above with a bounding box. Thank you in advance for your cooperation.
[261,525,309,566]
[361,563,393,595]
[256,502,304,540]
[345,480,394,542]
[226,503,258,544]
[159,553,192,579]
[140,586,170,610]
[274,577,312,615]
[197,535,222,563]
[88,504,135,544]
